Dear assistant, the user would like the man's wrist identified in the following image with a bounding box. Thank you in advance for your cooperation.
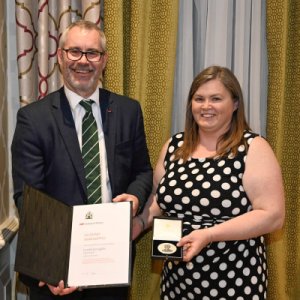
[136,215,145,232]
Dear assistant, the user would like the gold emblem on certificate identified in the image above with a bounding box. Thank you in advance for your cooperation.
[152,217,183,260]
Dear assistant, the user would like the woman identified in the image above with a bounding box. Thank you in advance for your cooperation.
[133,66,285,299]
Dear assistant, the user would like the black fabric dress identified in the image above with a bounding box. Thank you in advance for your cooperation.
[157,131,267,300]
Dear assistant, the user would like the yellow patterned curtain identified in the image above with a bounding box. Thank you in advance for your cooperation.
[266,1,300,299]
[103,1,179,299]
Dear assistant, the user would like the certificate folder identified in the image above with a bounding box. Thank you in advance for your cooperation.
[15,185,132,288]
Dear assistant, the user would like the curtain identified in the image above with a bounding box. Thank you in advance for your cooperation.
[172,0,268,137]
[266,1,300,299]
[15,0,101,106]
[103,1,179,299]
[0,0,8,227]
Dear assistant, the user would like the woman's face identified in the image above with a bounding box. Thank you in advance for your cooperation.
[191,79,238,135]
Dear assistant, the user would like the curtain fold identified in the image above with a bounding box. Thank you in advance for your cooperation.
[103,1,179,299]
[266,1,300,299]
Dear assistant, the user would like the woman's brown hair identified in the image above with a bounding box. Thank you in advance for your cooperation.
[174,65,251,161]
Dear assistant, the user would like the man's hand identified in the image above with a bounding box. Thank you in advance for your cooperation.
[39,280,77,296]
[113,193,139,216]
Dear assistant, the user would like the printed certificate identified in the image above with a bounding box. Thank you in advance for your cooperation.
[68,202,131,287]
[15,186,132,288]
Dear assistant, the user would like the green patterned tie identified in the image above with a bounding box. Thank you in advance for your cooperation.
[80,100,102,204]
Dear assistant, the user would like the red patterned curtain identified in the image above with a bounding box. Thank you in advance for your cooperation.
[15,0,102,106]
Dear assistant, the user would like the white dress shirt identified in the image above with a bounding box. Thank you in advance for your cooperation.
[64,86,112,203]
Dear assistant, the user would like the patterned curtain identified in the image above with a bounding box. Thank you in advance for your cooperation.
[266,1,300,299]
[15,0,101,106]
[103,1,179,299]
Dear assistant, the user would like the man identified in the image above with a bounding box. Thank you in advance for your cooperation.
[11,20,152,299]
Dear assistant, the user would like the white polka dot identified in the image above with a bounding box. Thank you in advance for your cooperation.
[218,160,225,167]
[174,204,182,210]
[180,282,186,290]
[159,186,166,193]
[243,267,250,276]
[168,145,175,153]
[201,280,209,288]
[192,189,200,197]
[230,176,238,183]
[169,179,176,186]
[210,289,218,297]
[250,257,257,265]
[192,206,200,212]
[227,270,235,278]
[194,287,201,294]
[211,208,221,215]
[236,260,243,268]
[202,264,210,271]
[235,277,243,286]
[191,168,200,174]
[196,174,204,181]
[232,190,240,198]
[207,167,215,174]
[217,242,226,249]
[164,195,172,203]
[210,272,218,280]
[185,181,193,188]
[188,162,196,168]
[219,263,228,271]
[185,278,193,285]
[227,288,235,296]
[180,174,188,180]
[182,196,190,204]
[213,174,221,181]
[223,167,231,174]
[232,207,241,215]
[178,268,184,276]
[244,287,252,295]
[196,255,204,263]
[251,276,258,284]
[222,199,231,208]
[203,162,211,168]
[221,182,230,190]
[202,181,211,189]
[193,272,200,279]
[174,188,182,195]
[229,253,236,261]
[234,161,242,169]
[200,198,209,206]
[178,167,185,173]
[238,144,245,152]
[211,190,221,198]
[219,280,227,288]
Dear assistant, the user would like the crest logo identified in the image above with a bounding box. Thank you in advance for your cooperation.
[85,211,93,219]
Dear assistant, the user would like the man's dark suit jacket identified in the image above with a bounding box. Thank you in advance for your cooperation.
[11,87,153,293]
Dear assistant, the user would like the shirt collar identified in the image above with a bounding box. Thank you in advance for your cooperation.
[64,86,100,110]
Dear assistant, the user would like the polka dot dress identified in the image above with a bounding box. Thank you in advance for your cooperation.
[157,131,267,299]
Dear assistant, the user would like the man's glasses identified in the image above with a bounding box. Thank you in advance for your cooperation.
[63,48,104,62]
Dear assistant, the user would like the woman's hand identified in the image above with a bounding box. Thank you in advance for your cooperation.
[177,228,212,262]
[38,280,77,296]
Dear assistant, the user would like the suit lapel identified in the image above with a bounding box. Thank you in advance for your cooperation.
[51,88,87,197]
[100,88,116,193]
